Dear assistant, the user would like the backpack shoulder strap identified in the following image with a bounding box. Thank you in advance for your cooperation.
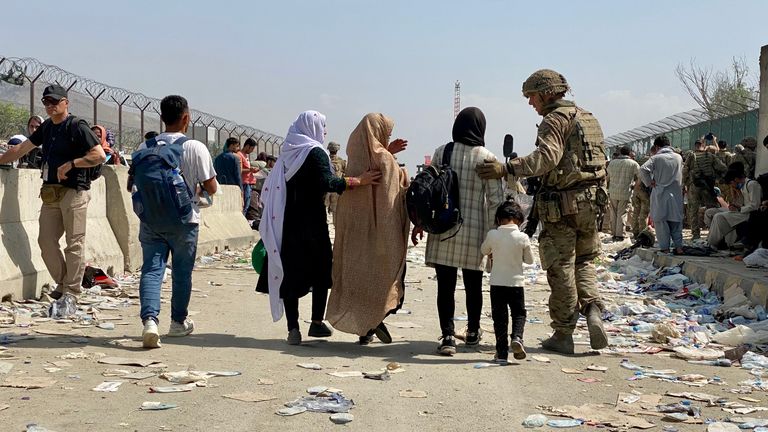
[145,138,158,149]
[442,142,455,166]
[173,136,190,147]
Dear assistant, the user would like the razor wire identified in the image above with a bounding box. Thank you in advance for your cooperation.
[0,55,284,149]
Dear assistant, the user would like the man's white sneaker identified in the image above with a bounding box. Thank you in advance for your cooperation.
[142,320,161,349]
[168,319,195,337]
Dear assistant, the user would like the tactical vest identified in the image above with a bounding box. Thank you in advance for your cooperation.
[329,155,346,178]
[543,106,607,191]
[690,151,717,181]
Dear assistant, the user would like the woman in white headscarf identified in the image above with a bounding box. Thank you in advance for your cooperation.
[257,110,380,345]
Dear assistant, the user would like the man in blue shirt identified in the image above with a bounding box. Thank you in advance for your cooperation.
[213,137,242,187]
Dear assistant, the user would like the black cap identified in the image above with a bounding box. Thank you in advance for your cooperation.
[42,84,67,101]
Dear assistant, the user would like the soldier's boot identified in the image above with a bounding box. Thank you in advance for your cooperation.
[541,331,574,355]
[586,304,608,350]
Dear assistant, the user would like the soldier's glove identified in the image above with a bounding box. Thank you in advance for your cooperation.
[523,219,538,238]
[475,159,508,180]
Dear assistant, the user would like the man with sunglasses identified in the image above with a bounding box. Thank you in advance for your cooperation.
[0,84,106,302]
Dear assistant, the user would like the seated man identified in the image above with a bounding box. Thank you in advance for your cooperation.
[708,168,763,249]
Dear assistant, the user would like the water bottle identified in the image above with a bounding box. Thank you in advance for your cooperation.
[171,168,192,208]
[632,323,654,333]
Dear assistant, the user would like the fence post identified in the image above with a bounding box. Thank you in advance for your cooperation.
[110,95,131,151]
[25,70,45,116]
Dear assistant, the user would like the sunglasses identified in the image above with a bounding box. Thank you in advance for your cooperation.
[41,98,64,107]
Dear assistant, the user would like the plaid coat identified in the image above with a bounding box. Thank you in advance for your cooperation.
[425,142,504,271]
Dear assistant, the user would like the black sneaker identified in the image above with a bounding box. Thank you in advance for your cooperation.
[510,337,526,360]
[465,328,483,346]
[494,352,509,365]
[438,335,457,356]
[374,322,392,344]
[307,321,333,338]
[359,330,375,345]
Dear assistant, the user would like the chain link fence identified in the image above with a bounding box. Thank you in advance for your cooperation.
[0,55,284,156]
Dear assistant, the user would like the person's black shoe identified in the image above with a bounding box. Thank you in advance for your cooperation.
[49,290,63,300]
[494,351,509,365]
[510,337,526,360]
[374,322,392,344]
[437,335,457,356]
[359,330,374,345]
[464,328,483,346]
[307,321,333,338]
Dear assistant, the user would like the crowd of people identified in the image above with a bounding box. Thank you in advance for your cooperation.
[0,70,765,365]
[605,133,767,258]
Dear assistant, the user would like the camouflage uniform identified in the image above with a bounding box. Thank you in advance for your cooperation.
[683,150,727,238]
[716,150,735,204]
[506,100,606,335]
[325,143,347,223]
[733,137,757,179]
[630,180,651,237]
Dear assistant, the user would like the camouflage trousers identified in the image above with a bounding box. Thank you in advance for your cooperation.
[687,184,716,237]
[631,190,650,237]
[538,199,604,335]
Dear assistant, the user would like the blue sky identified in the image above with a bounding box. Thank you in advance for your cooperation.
[2,0,766,170]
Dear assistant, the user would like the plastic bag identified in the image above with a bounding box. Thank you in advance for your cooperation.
[744,249,768,268]
[48,294,78,319]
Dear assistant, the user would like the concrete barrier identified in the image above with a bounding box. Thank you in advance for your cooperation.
[0,169,123,299]
[199,185,259,255]
[101,167,258,268]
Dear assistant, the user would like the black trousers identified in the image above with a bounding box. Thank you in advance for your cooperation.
[490,286,526,354]
[283,287,328,331]
[435,265,483,337]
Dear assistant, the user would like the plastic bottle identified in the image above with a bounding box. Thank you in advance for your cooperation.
[171,168,192,208]
[632,323,654,333]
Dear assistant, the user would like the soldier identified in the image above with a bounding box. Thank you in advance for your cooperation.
[476,69,608,354]
[733,137,757,179]
[716,140,735,204]
[683,139,727,240]
[325,141,347,223]
[631,150,652,238]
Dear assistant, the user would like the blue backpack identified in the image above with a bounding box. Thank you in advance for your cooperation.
[129,137,194,227]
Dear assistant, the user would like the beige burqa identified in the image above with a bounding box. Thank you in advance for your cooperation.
[326,113,409,336]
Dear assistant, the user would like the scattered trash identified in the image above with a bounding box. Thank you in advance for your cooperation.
[1,376,56,389]
[546,419,583,428]
[0,361,13,374]
[222,392,277,403]
[25,424,58,432]
[48,294,78,319]
[707,422,740,432]
[399,390,427,398]
[283,392,354,413]
[257,378,275,385]
[586,364,607,372]
[149,383,196,393]
[532,355,550,363]
[576,377,601,383]
[122,372,156,380]
[92,381,124,392]
[329,413,354,424]
[297,363,323,370]
[521,414,547,428]
[387,321,422,329]
[362,370,390,381]
[561,368,582,374]
[97,322,115,330]
[276,406,308,416]
[140,402,177,411]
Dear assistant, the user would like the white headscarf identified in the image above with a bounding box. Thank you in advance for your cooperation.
[259,110,329,321]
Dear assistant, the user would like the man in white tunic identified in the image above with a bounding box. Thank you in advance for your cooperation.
[639,136,684,254]
[708,168,763,249]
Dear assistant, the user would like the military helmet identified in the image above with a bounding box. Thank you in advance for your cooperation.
[741,136,757,150]
[522,69,570,97]
[327,141,341,152]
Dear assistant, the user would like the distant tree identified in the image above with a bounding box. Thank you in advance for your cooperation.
[676,57,759,119]
[0,101,29,140]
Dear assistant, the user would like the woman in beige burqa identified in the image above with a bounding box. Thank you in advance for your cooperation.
[326,113,410,344]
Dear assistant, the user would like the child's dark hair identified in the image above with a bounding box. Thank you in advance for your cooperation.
[495,200,525,225]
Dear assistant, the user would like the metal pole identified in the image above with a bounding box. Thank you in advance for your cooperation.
[133,102,151,138]
[152,107,162,133]
[204,120,215,150]
[110,95,130,151]
[26,70,44,116]
[85,88,106,124]
[191,116,201,140]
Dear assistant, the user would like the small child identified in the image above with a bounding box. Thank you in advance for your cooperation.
[480,201,534,364]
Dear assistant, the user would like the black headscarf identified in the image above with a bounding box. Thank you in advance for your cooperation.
[452,107,486,147]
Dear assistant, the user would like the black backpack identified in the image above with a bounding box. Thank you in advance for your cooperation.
[406,142,462,239]
[40,116,102,181]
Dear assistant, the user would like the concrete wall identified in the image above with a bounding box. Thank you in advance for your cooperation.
[0,169,123,299]
[1,168,258,299]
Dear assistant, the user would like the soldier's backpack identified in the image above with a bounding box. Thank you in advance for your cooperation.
[406,142,462,239]
[129,137,194,228]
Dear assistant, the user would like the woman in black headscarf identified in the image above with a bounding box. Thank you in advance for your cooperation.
[412,107,504,355]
